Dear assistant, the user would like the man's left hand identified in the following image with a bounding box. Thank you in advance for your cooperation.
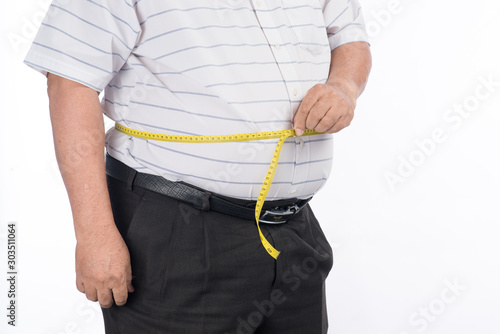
[293,83,357,136]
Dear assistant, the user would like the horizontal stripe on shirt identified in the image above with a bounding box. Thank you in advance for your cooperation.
[24,0,369,199]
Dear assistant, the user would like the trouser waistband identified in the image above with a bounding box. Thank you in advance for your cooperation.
[105,154,311,224]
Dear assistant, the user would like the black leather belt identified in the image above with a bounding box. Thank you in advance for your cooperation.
[105,155,311,224]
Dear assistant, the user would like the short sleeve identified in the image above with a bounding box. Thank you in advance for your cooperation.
[321,0,370,51]
[23,0,141,92]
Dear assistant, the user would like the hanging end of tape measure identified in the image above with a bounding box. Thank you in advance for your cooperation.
[266,247,280,259]
[258,226,280,260]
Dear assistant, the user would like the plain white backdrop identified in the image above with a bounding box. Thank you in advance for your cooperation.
[1,0,499,333]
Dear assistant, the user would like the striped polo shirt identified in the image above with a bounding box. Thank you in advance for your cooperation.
[24,0,369,200]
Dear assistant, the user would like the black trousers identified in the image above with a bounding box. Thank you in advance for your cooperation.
[102,173,334,334]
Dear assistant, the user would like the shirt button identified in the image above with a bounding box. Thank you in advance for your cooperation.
[299,139,304,148]
[290,189,297,194]
[274,43,281,50]
[292,88,298,96]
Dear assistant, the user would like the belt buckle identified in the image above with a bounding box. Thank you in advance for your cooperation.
[259,204,300,224]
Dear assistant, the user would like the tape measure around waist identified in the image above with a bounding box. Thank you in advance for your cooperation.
[114,123,323,259]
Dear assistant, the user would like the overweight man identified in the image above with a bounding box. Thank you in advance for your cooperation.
[24,0,371,333]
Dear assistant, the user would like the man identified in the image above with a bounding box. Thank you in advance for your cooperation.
[24,0,371,333]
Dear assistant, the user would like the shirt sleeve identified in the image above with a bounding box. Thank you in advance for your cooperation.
[23,0,141,92]
[321,0,370,51]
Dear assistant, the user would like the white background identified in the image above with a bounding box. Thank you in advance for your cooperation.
[1,0,499,333]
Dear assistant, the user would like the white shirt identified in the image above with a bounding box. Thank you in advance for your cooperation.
[24,0,369,200]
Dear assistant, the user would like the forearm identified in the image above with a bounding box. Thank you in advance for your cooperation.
[326,42,372,105]
[293,42,372,134]
[47,73,115,241]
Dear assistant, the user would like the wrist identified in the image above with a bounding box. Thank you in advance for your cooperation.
[325,79,358,108]
[74,217,118,242]
[72,202,116,241]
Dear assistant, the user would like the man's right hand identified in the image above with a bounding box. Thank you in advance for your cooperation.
[75,225,134,308]
[46,73,133,308]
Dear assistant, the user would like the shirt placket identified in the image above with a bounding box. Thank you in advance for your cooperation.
[252,0,309,197]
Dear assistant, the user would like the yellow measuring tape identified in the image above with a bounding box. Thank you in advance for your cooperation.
[115,123,322,259]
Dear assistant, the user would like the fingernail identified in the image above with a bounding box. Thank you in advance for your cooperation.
[295,128,304,136]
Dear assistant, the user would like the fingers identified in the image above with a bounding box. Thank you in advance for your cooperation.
[79,282,130,308]
[305,102,335,132]
[127,283,135,293]
[293,84,323,135]
[323,114,352,133]
[127,278,135,293]
[97,288,114,308]
[76,279,85,294]
[112,284,129,307]
[84,285,98,303]
[76,273,133,307]
[293,83,355,135]
[111,267,133,307]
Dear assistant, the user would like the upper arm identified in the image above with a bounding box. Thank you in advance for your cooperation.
[322,0,370,51]
[47,72,100,97]
[25,0,141,93]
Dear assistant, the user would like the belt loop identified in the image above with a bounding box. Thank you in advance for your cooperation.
[127,169,137,191]
[200,191,211,211]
